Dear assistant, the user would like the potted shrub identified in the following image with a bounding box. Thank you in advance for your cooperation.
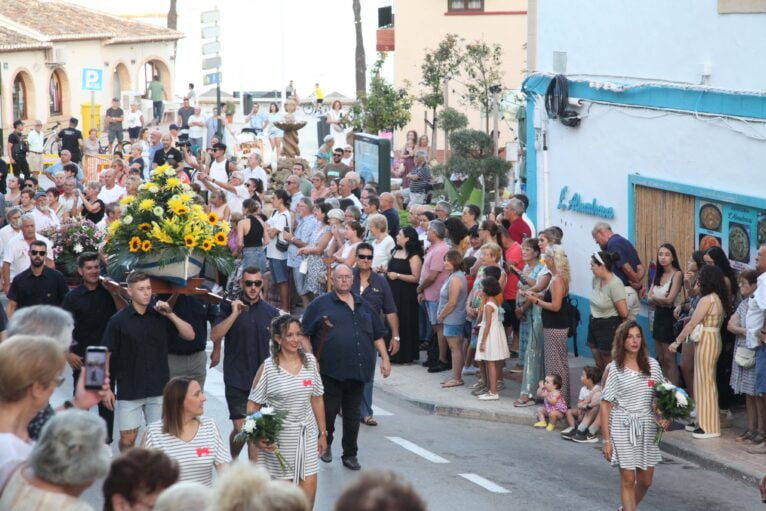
[224,101,237,123]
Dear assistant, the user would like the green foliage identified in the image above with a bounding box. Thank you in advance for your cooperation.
[437,107,468,133]
[462,41,504,131]
[418,34,464,111]
[352,53,412,134]
[224,101,236,115]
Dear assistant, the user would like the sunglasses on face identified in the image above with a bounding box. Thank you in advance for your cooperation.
[30,250,46,256]
[243,279,263,287]
[357,254,373,260]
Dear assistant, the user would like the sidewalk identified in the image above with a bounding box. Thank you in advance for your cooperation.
[374,354,765,485]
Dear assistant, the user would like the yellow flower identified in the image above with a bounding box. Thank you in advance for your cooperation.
[165,177,181,189]
[220,221,231,235]
[150,223,173,244]
[184,235,197,248]
[141,240,152,252]
[214,232,228,246]
[129,237,141,252]
[107,219,122,237]
[179,193,192,203]
[120,195,135,206]
[139,199,155,211]
[174,205,190,216]
[167,197,184,211]
[191,204,204,213]
[138,223,151,233]
[207,212,219,225]
[201,239,214,251]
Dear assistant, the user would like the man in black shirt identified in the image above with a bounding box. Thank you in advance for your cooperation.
[6,240,67,318]
[163,294,218,389]
[152,133,182,168]
[102,271,194,452]
[58,117,84,163]
[105,98,124,153]
[7,120,29,179]
[61,252,123,443]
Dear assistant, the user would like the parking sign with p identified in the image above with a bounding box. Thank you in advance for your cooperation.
[82,68,103,91]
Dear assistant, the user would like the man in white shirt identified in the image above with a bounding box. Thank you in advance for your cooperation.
[97,169,126,204]
[0,207,22,254]
[59,177,80,217]
[285,175,304,214]
[187,107,206,151]
[31,192,60,232]
[26,120,45,176]
[241,153,269,192]
[339,177,362,209]
[126,103,144,143]
[96,203,122,232]
[2,214,53,292]
[198,142,229,193]
[199,170,249,215]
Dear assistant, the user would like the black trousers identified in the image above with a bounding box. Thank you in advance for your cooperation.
[10,156,29,180]
[322,374,364,459]
[73,368,116,444]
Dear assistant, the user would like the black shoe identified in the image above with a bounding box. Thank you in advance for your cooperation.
[572,430,599,443]
[427,362,449,373]
[560,428,577,441]
[342,456,361,470]
[422,359,437,368]
[320,450,332,463]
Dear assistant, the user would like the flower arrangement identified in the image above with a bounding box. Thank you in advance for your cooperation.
[653,380,695,443]
[40,217,101,275]
[234,407,289,473]
[104,164,235,277]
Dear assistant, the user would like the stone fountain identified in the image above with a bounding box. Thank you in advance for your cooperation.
[273,99,306,158]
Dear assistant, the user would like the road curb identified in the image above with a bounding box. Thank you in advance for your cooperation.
[375,382,762,485]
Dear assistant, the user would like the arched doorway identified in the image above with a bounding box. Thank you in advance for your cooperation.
[138,58,171,100]
[11,70,35,122]
[112,63,130,101]
[48,68,70,118]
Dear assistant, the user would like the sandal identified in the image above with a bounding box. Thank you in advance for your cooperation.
[441,379,464,388]
[514,398,535,407]
[361,416,378,426]
[736,430,753,442]
[747,432,766,445]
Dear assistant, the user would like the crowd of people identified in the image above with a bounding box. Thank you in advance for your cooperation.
[1,104,765,510]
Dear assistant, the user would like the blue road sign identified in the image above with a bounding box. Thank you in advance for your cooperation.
[82,68,104,91]
[204,72,222,86]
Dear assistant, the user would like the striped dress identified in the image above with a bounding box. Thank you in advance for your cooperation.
[695,295,723,435]
[602,358,664,470]
[143,416,231,487]
[249,353,324,481]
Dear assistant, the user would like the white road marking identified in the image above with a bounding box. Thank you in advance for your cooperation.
[372,405,393,416]
[459,473,511,494]
[386,436,449,464]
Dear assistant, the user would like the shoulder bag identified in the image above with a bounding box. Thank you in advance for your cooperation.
[735,346,756,368]
[274,211,290,252]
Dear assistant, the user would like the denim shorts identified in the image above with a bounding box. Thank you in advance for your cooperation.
[269,257,289,284]
[116,396,163,431]
[443,323,463,337]
[424,300,440,325]
[756,344,766,394]
[242,246,267,273]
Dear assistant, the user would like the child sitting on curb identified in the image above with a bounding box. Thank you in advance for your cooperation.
[534,373,568,431]
[562,365,603,443]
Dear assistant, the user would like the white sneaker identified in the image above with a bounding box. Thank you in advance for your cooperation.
[461,366,478,376]
[561,426,574,434]
[478,393,499,401]
[692,431,721,439]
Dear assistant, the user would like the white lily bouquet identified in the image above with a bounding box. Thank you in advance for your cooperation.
[234,406,289,472]
[652,380,695,444]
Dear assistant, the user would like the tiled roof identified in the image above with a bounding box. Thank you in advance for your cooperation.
[0,0,182,44]
[0,25,50,52]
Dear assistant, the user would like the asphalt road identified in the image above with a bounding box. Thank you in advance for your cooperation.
[53,350,758,511]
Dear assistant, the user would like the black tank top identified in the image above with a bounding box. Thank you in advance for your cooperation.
[242,215,264,247]
[541,288,570,329]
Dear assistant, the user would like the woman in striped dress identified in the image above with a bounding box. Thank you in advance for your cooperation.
[142,377,231,487]
[248,314,327,509]
[600,321,667,511]
[670,265,729,439]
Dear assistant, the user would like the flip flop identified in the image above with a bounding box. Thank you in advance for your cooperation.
[361,416,378,426]
[441,379,465,388]
[513,398,535,407]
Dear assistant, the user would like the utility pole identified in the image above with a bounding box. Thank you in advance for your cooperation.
[443,76,449,161]
[492,89,500,206]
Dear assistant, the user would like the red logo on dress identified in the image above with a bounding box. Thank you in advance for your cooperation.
[303,379,313,387]
[196,447,210,457]
[647,379,655,388]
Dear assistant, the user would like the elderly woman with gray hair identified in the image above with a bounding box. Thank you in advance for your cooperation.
[0,410,111,510]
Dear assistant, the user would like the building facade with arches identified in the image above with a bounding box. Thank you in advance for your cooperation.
[0,0,181,137]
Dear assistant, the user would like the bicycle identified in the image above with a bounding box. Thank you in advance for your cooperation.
[42,122,61,155]
[98,132,132,155]
[301,93,328,116]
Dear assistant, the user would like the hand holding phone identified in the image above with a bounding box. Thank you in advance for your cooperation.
[84,346,108,391]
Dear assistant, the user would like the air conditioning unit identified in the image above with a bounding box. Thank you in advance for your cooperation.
[45,46,66,65]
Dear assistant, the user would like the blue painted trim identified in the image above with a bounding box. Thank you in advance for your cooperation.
[525,96,538,227]
[628,174,766,212]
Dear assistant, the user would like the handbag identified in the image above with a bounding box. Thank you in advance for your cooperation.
[273,211,290,252]
[687,323,703,343]
[735,346,756,368]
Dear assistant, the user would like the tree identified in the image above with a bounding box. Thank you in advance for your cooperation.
[353,0,367,98]
[167,0,177,30]
[461,41,504,134]
[418,34,463,159]
[435,129,511,213]
[352,53,412,134]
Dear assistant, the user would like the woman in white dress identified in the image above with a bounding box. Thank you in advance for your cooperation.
[249,315,327,510]
[326,100,347,150]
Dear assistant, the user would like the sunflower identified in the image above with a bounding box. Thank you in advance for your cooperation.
[201,239,214,251]
[139,199,155,211]
[141,240,152,252]
[120,195,135,206]
[184,235,197,248]
[138,223,152,233]
[174,205,190,216]
[128,236,142,252]
[167,197,184,211]
[214,232,228,246]
[207,212,219,225]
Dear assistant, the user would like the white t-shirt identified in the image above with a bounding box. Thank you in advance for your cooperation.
[223,185,249,216]
[343,193,362,210]
[98,185,126,204]
[31,208,60,232]
[126,109,144,129]
[188,114,206,139]
[0,433,33,490]
[266,209,291,260]
[3,233,53,281]
[242,165,269,192]
[0,225,20,253]
[372,235,395,268]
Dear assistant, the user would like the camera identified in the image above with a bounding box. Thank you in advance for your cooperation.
[176,133,192,149]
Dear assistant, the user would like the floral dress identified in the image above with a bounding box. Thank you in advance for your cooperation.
[304,225,331,295]
[518,263,545,399]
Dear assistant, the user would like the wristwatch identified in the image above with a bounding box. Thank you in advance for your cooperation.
[393,336,400,341]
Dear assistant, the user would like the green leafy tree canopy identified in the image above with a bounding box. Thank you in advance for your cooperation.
[352,53,412,134]
[462,41,504,132]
